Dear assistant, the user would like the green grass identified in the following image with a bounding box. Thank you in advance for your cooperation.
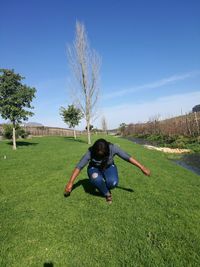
[1,135,200,267]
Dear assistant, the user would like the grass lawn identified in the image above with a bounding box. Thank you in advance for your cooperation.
[0,135,200,267]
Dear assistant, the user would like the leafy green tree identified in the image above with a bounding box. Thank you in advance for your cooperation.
[60,104,83,139]
[0,69,36,149]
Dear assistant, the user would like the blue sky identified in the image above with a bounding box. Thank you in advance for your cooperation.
[1,0,200,129]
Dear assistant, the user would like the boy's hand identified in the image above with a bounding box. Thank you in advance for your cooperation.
[64,182,73,197]
[65,182,73,192]
[141,166,151,176]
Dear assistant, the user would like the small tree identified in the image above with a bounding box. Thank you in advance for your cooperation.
[60,104,83,139]
[0,69,36,150]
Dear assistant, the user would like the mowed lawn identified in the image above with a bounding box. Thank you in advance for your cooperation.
[0,135,200,267]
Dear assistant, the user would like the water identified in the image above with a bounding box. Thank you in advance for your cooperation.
[125,137,200,176]
[125,137,158,146]
[174,154,200,175]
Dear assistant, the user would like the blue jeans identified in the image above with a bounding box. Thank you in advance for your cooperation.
[87,164,119,196]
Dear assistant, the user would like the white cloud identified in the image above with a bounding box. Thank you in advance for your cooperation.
[103,70,200,99]
[100,91,200,129]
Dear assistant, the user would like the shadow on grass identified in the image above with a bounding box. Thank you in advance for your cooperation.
[7,141,38,147]
[116,185,134,192]
[63,136,87,144]
[72,179,134,197]
[73,178,103,197]
[43,263,53,267]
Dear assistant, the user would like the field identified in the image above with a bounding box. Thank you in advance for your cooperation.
[0,136,200,267]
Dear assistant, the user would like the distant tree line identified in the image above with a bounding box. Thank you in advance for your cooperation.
[122,111,200,137]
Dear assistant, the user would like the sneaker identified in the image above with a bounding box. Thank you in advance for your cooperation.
[105,194,112,204]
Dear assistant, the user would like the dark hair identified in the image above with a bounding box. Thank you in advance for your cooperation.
[90,139,110,160]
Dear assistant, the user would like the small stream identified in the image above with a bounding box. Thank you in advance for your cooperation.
[125,137,200,176]
[174,154,200,175]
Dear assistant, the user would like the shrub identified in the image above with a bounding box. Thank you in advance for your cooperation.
[2,124,13,139]
[2,124,29,139]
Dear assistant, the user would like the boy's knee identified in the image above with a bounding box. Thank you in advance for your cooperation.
[91,172,99,179]
[89,171,103,184]
[107,179,118,189]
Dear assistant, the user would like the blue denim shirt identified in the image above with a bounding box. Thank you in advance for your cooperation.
[76,143,131,170]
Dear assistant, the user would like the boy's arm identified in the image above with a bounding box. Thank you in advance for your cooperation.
[114,144,150,176]
[64,150,91,193]
[129,157,151,176]
[65,168,80,193]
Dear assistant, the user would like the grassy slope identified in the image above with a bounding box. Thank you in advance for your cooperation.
[0,136,200,267]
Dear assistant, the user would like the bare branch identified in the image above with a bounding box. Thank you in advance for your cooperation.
[66,21,101,144]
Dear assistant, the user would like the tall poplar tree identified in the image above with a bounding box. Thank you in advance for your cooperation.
[67,21,101,144]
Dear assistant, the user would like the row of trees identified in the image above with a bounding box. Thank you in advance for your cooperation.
[122,112,200,137]
[0,21,101,149]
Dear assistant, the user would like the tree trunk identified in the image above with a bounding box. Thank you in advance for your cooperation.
[86,120,91,145]
[12,124,17,150]
[73,128,76,139]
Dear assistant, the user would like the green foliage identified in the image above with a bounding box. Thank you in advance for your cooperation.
[2,124,29,139]
[0,69,36,124]
[0,136,200,266]
[60,104,83,128]
[17,127,29,139]
[134,133,149,139]
[131,133,200,152]
[147,134,177,146]
[2,124,13,139]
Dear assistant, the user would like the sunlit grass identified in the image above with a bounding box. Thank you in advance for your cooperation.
[0,135,200,266]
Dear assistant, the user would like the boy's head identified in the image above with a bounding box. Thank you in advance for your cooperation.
[91,139,110,160]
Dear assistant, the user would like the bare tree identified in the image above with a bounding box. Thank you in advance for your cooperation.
[148,114,161,134]
[101,115,108,134]
[194,112,200,135]
[185,113,192,136]
[67,21,101,144]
